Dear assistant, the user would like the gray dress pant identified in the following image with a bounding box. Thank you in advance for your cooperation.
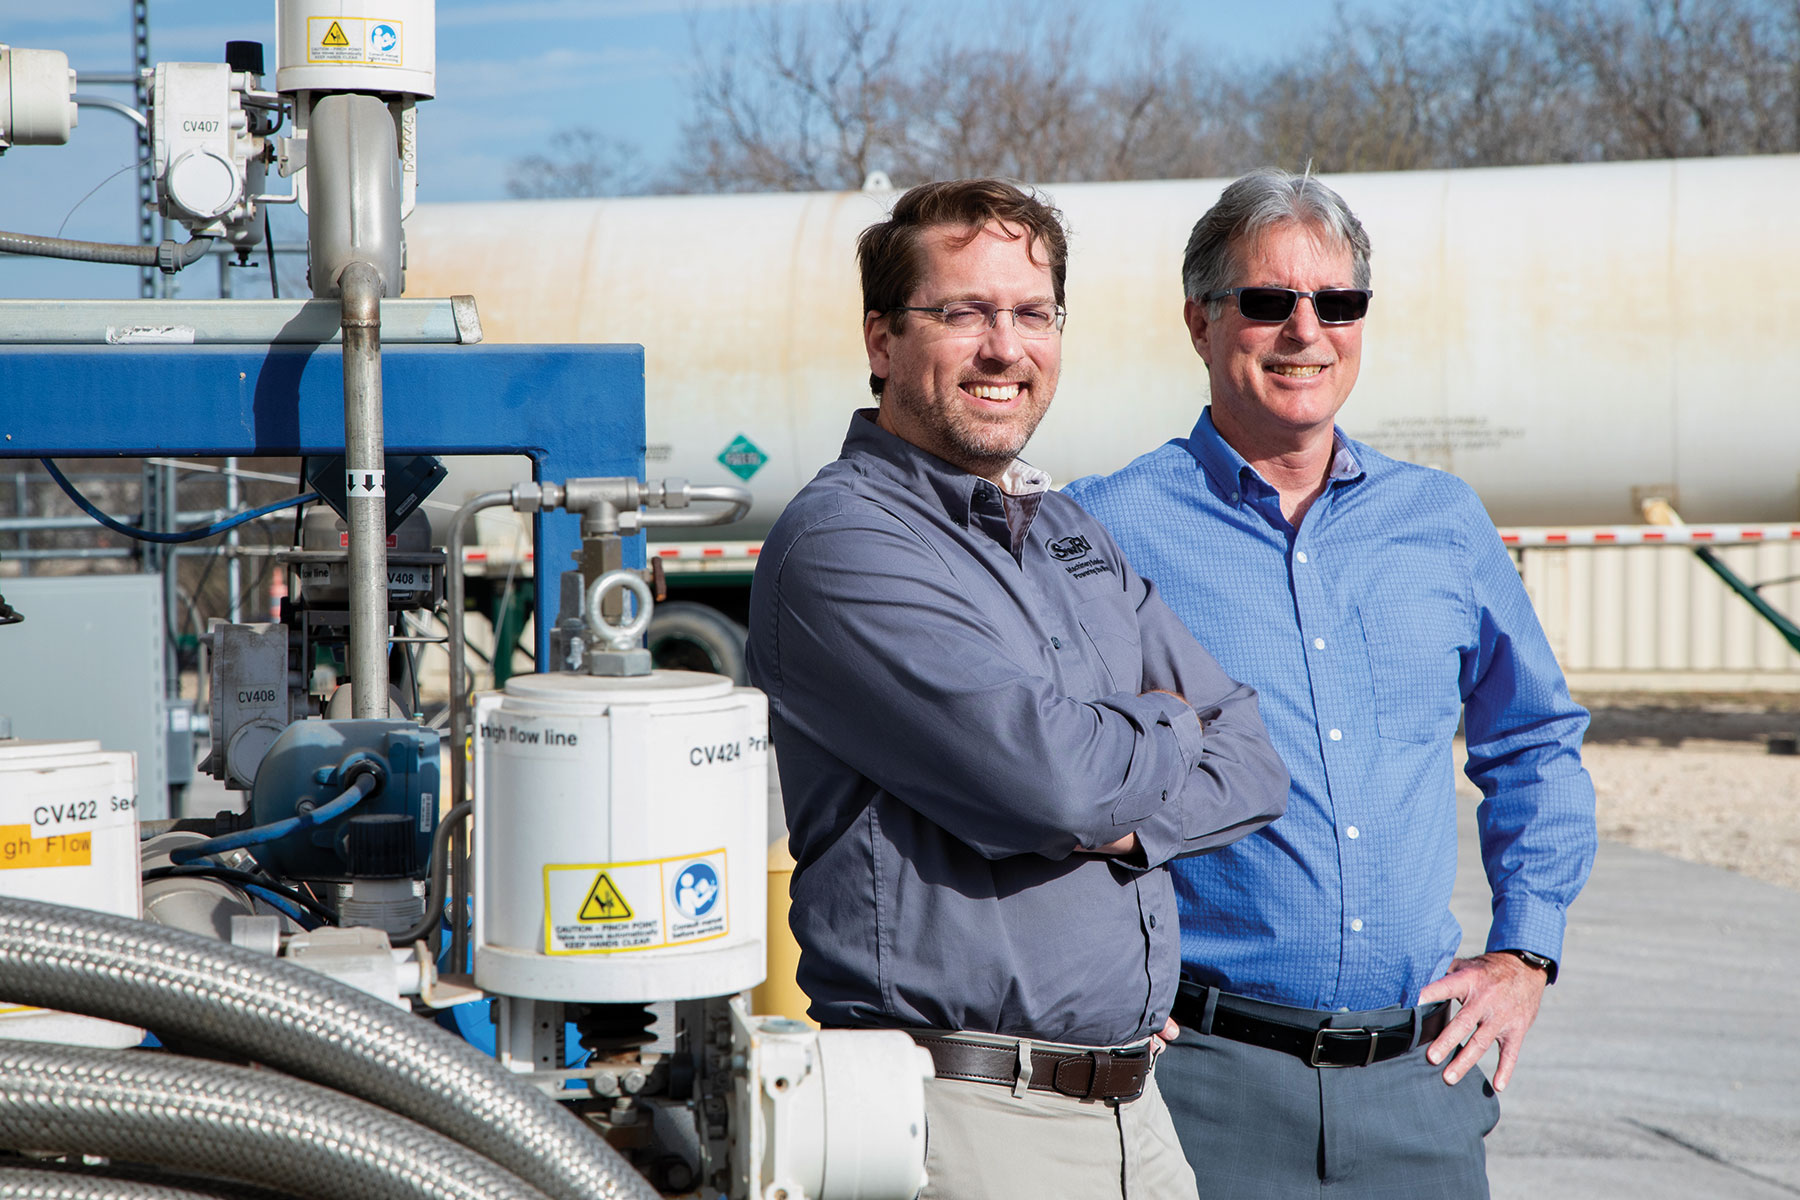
[1158,1015,1501,1198]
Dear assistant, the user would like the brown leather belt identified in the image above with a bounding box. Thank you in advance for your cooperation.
[1171,988,1449,1068]
[911,1033,1152,1102]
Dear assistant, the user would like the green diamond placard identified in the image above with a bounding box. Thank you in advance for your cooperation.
[717,434,768,481]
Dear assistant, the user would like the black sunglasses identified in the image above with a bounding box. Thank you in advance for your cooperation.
[1202,286,1372,325]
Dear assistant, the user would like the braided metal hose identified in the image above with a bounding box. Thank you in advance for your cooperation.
[0,1044,550,1200]
[0,1162,294,1200]
[0,897,660,1200]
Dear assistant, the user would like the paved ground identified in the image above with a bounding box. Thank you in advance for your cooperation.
[1451,804,1800,1198]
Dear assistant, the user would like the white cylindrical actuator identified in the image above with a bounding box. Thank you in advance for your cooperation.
[0,738,142,1048]
[274,0,436,98]
[0,46,78,149]
[473,672,768,1002]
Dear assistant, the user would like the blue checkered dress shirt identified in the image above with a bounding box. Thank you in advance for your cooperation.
[1065,408,1597,1011]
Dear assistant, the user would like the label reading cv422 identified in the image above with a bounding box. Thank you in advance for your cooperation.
[543,849,728,955]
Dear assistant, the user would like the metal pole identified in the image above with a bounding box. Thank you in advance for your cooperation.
[226,457,242,624]
[133,0,155,300]
[445,488,515,976]
[11,471,29,574]
[340,260,389,719]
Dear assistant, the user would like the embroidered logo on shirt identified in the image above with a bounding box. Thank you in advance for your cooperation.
[1048,535,1092,561]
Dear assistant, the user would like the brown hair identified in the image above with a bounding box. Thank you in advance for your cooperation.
[857,179,1069,396]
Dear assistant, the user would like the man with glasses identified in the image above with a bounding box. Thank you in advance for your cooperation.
[1065,168,1597,1197]
[746,178,1288,1198]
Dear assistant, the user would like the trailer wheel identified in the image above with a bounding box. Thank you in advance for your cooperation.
[647,601,750,684]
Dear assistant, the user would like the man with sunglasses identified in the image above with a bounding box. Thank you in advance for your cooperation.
[747,178,1289,1198]
[1066,168,1596,1198]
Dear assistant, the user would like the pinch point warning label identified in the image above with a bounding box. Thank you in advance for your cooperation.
[544,849,728,955]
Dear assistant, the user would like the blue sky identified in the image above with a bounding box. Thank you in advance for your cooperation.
[0,0,1451,299]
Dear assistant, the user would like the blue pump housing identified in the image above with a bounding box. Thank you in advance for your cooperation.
[247,719,439,882]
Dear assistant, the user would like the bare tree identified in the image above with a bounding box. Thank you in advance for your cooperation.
[504,0,1800,197]
[667,2,907,192]
[1528,0,1798,159]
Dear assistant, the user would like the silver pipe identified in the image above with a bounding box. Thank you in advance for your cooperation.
[634,481,753,528]
[0,1165,266,1200]
[340,260,389,719]
[226,456,243,624]
[445,489,515,973]
[72,92,148,130]
[0,895,660,1200]
[9,469,28,569]
[0,547,133,561]
[0,1043,554,1200]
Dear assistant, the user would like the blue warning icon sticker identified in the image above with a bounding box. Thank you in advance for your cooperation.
[368,22,403,66]
[668,854,727,943]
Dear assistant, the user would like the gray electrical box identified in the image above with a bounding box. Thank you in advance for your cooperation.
[199,620,300,789]
[0,574,173,817]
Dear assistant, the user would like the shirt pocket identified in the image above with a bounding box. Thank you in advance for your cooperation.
[1356,602,1463,746]
[1076,595,1144,695]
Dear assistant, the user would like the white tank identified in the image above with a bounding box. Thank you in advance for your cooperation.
[274,0,436,98]
[402,154,1800,529]
[471,671,767,1002]
[0,738,142,1048]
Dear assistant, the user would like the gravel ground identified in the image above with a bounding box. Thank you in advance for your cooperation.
[1486,693,1800,892]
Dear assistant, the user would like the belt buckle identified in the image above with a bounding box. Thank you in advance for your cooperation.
[1052,1047,1148,1102]
[1310,1027,1380,1068]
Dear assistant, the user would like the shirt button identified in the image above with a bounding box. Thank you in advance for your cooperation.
[1296,551,1309,563]
[1329,728,1343,741]
[1312,637,1325,650]
[1351,918,1364,932]
[1230,492,1240,503]
[1346,825,1360,839]
[1149,914,1158,929]
[1051,637,1062,649]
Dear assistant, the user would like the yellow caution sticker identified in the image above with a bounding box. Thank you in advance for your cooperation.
[543,848,729,955]
[308,16,364,63]
[578,872,633,923]
[0,825,92,870]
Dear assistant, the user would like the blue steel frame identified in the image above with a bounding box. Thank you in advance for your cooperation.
[0,343,646,664]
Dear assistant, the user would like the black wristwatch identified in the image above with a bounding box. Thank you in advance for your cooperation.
[1500,948,1556,979]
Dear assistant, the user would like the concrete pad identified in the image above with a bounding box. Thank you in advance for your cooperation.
[1452,805,1800,1198]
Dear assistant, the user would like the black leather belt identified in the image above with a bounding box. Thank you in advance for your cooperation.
[1171,989,1449,1068]
[911,1033,1152,1101]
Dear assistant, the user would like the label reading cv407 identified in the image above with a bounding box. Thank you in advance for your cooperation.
[543,849,728,955]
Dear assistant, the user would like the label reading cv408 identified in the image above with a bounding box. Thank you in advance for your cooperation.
[543,849,728,955]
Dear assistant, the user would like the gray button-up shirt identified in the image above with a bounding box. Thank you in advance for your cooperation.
[748,412,1288,1046]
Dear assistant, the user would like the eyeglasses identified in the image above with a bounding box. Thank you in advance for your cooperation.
[890,300,1067,338]
[1202,287,1372,325]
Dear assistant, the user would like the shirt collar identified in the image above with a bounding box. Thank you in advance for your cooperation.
[1186,406,1364,507]
[842,408,1051,522]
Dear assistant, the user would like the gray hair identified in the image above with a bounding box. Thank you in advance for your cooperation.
[1182,167,1372,316]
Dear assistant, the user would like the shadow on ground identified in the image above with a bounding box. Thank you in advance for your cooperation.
[1575,691,1800,747]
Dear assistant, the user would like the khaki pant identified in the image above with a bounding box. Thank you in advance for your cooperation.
[917,1067,1198,1200]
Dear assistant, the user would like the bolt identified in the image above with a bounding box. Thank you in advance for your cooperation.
[620,1069,647,1095]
